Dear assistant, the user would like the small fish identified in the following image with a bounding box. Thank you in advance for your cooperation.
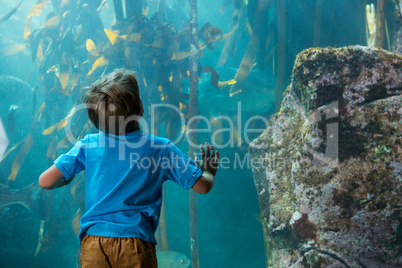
[227,79,236,85]
[43,14,61,29]
[130,32,142,43]
[0,0,24,24]
[156,251,190,268]
[86,39,100,56]
[217,79,237,88]
[2,44,27,56]
[87,56,109,76]
[121,32,142,43]
[171,50,200,61]
[104,29,119,45]
[59,70,70,90]
[144,39,166,48]
[42,125,56,135]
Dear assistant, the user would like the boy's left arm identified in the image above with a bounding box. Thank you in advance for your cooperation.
[39,165,73,190]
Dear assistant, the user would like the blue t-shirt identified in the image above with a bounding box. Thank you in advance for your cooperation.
[54,131,202,244]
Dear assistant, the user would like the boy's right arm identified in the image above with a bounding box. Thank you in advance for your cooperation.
[39,165,73,190]
[192,143,219,194]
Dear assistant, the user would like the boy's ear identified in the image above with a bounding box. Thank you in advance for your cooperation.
[133,114,142,121]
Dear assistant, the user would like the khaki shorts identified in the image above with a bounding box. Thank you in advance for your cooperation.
[80,235,157,268]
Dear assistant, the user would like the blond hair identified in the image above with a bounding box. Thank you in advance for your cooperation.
[81,69,144,134]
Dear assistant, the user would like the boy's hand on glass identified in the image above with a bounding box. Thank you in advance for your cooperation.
[195,142,219,176]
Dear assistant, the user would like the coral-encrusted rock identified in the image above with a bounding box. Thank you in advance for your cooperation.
[249,46,401,267]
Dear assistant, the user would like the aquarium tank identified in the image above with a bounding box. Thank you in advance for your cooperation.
[0,0,401,267]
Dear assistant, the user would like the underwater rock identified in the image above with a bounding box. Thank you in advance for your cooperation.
[249,46,401,267]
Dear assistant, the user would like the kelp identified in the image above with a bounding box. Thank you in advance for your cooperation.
[8,103,45,181]
[34,220,45,257]
[3,1,232,179]
[158,184,169,251]
[24,0,49,41]
[200,23,223,50]
[17,1,231,176]
[87,56,109,76]
[217,0,246,66]
[229,32,257,96]
[0,140,24,162]
[46,134,58,160]
[274,0,286,111]
[0,0,25,24]
[104,29,119,45]
[375,0,386,48]
[39,186,75,252]
[42,105,78,135]
[201,66,236,88]
[3,0,231,191]
[225,0,274,98]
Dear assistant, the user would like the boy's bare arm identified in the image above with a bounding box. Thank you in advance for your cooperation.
[39,165,73,190]
[192,143,219,194]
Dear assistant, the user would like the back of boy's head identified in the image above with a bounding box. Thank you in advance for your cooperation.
[81,69,144,134]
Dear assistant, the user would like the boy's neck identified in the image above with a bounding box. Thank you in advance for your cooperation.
[130,121,141,132]
[106,121,141,135]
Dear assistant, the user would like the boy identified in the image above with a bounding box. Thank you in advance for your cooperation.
[39,69,219,268]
